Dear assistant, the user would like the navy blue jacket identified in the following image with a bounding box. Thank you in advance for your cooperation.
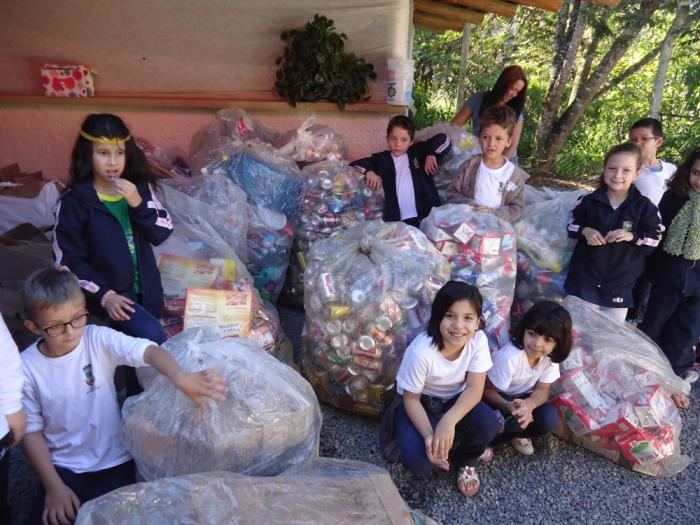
[647,190,700,296]
[351,133,451,222]
[53,179,173,317]
[564,185,662,307]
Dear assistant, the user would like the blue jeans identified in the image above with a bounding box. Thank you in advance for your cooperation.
[394,395,499,476]
[111,301,166,344]
[490,399,559,447]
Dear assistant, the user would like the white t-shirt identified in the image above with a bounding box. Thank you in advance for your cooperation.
[21,325,151,473]
[393,153,418,220]
[474,158,516,209]
[0,317,23,444]
[396,330,492,400]
[487,342,560,396]
[633,160,676,206]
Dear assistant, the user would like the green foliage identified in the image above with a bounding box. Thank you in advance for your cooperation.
[275,14,377,110]
[412,3,699,180]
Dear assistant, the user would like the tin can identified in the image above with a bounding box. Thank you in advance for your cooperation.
[357,335,376,351]
[318,273,338,302]
[296,251,307,270]
[353,343,381,360]
[331,333,349,350]
[328,305,351,318]
[326,320,342,336]
[369,383,386,406]
[342,317,359,334]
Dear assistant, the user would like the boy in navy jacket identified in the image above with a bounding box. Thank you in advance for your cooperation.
[351,115,451,227]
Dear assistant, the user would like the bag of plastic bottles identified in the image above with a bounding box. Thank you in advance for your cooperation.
[75,458,438,525]
[282,159,384,308]
[302,221,451,415]
[552,296,690,477]
[274,117,349,164]
[420,203,517,351]
[123,329,321,481]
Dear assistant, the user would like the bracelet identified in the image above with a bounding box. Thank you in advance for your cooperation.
[100,290,116,308]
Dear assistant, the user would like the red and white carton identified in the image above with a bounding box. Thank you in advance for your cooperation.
[597,373,626,401]
[631,385,675,428]
[594,402,638,438]
[615,426,675,466]
[553,393,598,436]
[573,434,621,463]
[560,368,609,412]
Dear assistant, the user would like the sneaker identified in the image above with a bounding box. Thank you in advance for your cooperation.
[683,370,699,384]
[511,437,534,455]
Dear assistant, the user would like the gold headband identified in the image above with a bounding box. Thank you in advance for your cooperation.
[80,129,131,144]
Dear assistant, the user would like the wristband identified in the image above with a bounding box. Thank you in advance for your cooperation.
[100,290,116,308]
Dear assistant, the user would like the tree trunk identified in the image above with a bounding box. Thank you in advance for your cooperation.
[650,1,690,118]
[533,0,662,175]
[455,23,473,112]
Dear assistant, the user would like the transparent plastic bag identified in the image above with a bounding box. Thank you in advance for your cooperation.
[246,203,293,303]
[302,221,451,415]
[551,296,690,477]
[225,142,306,217]
[415,122,480,200]
[274,117,349,164]
[282,160,385,308]
[420,204,516,351]
[123,329,322,481]
[135,137,191,179]
[75,458,438,525]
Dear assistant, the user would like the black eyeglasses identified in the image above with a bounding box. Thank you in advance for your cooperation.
[40,312,89,337]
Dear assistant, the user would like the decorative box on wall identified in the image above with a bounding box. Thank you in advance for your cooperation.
[41,64,95,97]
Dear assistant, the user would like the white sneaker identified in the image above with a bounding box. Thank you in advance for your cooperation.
[683,370,699,384]
[511,437,534,455]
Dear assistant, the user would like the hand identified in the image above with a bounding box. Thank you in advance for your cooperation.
[103,293,135,322]
[605,229,633,243]
[510,398,534,428]
[424,434,450,470]
[112,178,142,207]
[6,408,27,447]
[174,369,228,411]
[672,393,690,409]
[431,417,456,465]
[424,155,438,175]
[43,482,80,525]
[582,227,606,246]
[365,171,382,191]
[473,205,493,215]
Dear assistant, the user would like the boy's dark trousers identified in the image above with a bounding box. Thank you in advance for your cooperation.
[0,446,11,525]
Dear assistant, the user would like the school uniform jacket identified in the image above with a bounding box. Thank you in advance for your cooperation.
[564,185,662,307]
[647,190,700,296]
[53,179,173,316]
[351,133,451,222]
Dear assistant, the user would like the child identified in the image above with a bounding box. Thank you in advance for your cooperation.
[629,118,676,207]
[639,148,700,409]
[446,105,529,223]
[391,281,499,497]
[53,113,172,345]
[627,118,677,321]
[1,317,26,524]
[20,269,227,524]
[351,115,451,227]
[484,301,572,455]
[564,142,662,323]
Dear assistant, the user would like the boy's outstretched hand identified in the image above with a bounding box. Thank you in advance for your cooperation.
[424,155,438,175]
[365,170,383,190]
[173,369,228,411]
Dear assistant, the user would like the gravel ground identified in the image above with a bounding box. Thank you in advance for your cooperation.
[8,305,700,524]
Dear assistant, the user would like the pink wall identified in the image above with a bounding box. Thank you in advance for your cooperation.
[0,106,393,181]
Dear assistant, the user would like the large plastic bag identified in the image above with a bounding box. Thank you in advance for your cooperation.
[414,121,480,200]
[282,159,385,308]
[274,117,349,164]
[420,204,516,352]
[75,458,438,525]
[123,329,321,481]
[135,137,191,179]
[302,221,451,415]
[552,296,690,477]
[225,142,305,217]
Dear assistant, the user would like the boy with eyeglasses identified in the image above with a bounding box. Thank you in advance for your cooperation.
[19,268,227,525]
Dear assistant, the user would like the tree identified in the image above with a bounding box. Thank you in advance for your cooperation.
[533,0,662,174]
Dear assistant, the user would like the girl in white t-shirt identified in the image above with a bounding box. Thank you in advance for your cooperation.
[393,281,499,497]
[484,301,572,456]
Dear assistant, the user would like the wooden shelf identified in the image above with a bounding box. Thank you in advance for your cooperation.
[0,92,404,114]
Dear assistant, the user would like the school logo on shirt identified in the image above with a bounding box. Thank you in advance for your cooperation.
[413,158,420,170]
[82,364,96,387]
[622,221,633,232]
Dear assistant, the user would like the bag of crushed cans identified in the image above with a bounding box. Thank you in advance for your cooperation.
[414,122,480,200]
[75,458,438,525]
[274,117,349,164]
[302,221,451,416]
[420,204,517,352]
[282,159,385,308]
[246,203,293,303]
[552,296,690,477]
[123,329,321,481]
